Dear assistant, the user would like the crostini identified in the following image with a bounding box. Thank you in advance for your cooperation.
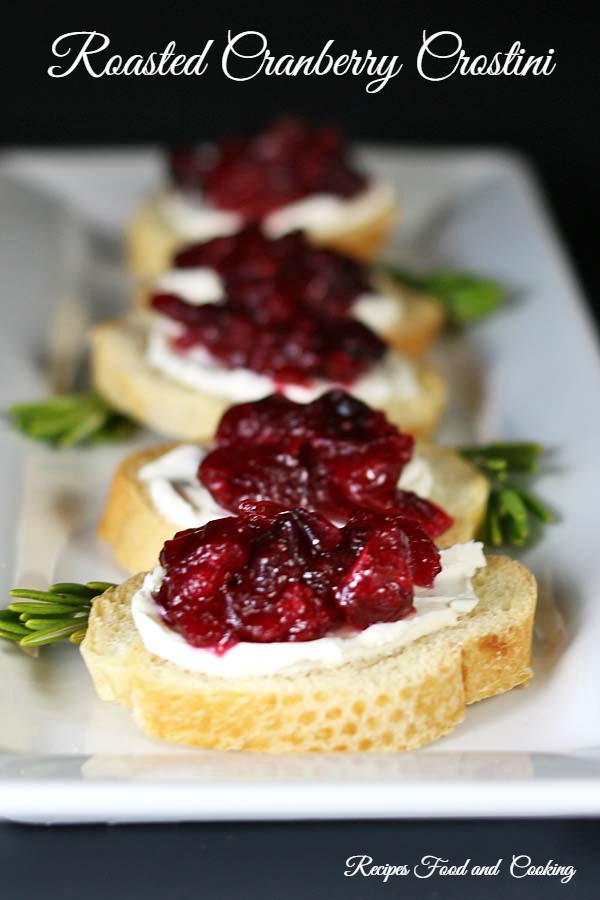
[98,391,488,573]
[83,505,537,752]
[91,295,446,442]
[127,118,397,280]
[136,225,445,357]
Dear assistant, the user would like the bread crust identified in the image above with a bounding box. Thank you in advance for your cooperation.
[81,556,536,752]
[90,314,447,442]
[98,441,489,574]
[126,194,397,282]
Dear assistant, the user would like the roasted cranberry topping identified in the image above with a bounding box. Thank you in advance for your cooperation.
[168,118,367,219]
[200,392,453,537]
[151,296,385,386]
[155,506,441,648]
[174,225,371,322]
[151,224,384,387]
[215,390,400,452]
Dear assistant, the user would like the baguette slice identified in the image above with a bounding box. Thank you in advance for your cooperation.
[98,442,489,574]
[81,556,536,752]
[91,315,447,442]
[134,274,446,360]
[127,194,397,282]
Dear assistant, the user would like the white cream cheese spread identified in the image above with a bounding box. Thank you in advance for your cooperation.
[160,192,241,242]
[159,182,394,244]
[131,542,486,678]
[153,267,224,305]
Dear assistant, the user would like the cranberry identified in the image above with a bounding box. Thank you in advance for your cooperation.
[334,528,414,629]
[390,491,453,541]
[343,512,442,588]
[304,434,412,518]
[168,118,367,219]
[199,392,452,538]
[225,510,341,642]
[156,519,250,648]
[153,508,441,649]
[200,446,310,511]
[216,394,310,452]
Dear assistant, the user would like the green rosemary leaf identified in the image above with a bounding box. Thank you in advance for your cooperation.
[19,622,85,647]
[59,409,110,448]
[380,265,503,326]
[88,417,137,444]
[86,582,117,593]
[481,458,509,474]
[426,271,503,325]
[486,494,505,546]
[10,588,71,601]
[70,628,88,644]
[7,391,137,448]
[0,619,31,636]
[0,609,21,621]
[1,580,116,650]
[517,486,554,524]
[480,441,543,455]
[498,487,528,523]
[10,396,82,415]
[24,613,89,631]
[49,583,99,598]
[19,606,86,623]
[9,601,86,615]
[459,441,554,549]
[10,589,90,606]
[505,515,528,547]
[0,630,23,643]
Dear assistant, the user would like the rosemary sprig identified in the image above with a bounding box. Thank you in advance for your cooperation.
[8,391,137,448]
[0,581,115,649]
[380,265,503,326]
[459,442,553,548]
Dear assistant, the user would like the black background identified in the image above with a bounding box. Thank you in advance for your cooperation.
[1,2,599,897]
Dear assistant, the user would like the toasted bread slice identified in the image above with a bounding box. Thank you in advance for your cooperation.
[126,194,397,282]
[98,442,489,574]
[90,315,447,442]
[81,556,536,752]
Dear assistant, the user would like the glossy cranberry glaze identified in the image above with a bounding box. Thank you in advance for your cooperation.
[200,392,453,536]
[155,504,441,648]
[168,118,367,219]
[151,296,385,386]
[173,225,371,323]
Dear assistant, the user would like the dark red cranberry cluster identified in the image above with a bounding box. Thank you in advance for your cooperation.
[155,503,441,648]
[151,224,385,386]
[151,295,385,386]
[174,225,371,323]
[168,118,367,219]
[199,392,452,536]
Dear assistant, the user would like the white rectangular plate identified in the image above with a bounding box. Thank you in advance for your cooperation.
[0,146,599,823]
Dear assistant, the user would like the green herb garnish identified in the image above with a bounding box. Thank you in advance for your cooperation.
[381,266,503,326]
[459,442,553,547]
[0,582,114,649]
[8,391,137,448]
